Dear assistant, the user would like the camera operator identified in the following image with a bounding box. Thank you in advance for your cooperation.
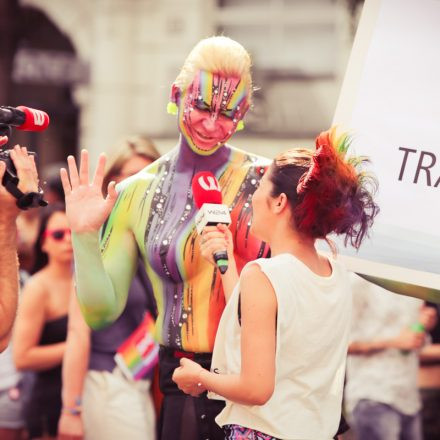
[0,140,40,352]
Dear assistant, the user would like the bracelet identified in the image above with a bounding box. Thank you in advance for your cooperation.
[197,368,204,388]
[62,396,82,415]
[62,406,82,416]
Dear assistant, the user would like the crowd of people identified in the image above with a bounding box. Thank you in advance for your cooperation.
[0,36,439,440]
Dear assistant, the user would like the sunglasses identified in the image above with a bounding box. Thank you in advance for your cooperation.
[43,228,71,241]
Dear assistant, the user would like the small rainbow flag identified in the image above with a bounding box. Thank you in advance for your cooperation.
[114,312,159,381]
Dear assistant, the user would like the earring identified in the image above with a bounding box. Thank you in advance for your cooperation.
[236,120,245,131]
[167,101,178,115]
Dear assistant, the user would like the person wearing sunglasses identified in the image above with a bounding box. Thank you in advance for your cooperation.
[13,202,73,440]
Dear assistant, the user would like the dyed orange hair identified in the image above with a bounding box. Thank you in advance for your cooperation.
[269,127,379,249]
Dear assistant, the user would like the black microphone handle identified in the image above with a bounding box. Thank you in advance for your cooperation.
[213,250,228,274]
[0,106,25,127]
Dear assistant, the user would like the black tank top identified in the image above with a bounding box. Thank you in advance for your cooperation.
[37,315,68,382]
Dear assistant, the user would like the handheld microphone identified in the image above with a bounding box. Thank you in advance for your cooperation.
[0,106,50,132]
[192,171,231,274]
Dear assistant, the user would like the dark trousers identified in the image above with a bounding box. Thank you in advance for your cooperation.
[158,346,225,440]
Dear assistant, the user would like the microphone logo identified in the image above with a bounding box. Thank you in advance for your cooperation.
[198,175,220,192]
[29,109,46,126]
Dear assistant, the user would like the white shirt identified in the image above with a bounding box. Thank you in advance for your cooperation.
[209,253,352,439]
[345,274,422,416]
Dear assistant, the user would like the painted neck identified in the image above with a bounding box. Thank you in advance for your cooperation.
[176,134,230,171]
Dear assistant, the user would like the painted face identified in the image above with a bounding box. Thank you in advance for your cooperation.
[178,70,250,155]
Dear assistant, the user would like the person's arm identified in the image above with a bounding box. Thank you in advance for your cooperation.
[0,145,40,351]
[0,202,19,352]
[348,326,425,355]
[58,285,91,439]
[173,263,277,405]
[200,224,239,302]
[13,276,66,370]
[61,150,138,329]
[420,344,440,362]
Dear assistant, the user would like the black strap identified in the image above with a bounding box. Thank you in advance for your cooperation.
[5,180,48,210]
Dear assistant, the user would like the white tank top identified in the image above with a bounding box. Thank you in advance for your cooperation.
[209,253,352,439]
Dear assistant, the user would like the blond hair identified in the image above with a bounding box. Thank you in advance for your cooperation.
[102,135,160,193]
[174,36,253,101]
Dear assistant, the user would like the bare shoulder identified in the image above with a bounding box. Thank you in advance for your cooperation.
[20,271,49,308]
[241,263,275,297]
[240,262,277,314]
[241,261,264,279]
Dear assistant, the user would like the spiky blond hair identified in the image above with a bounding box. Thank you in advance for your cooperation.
[174,36,253,101]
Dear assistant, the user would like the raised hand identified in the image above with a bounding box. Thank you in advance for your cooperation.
[60,150,118,233]
[57,412,84,440]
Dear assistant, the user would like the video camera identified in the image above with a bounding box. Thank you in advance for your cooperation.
[0,105,49,209]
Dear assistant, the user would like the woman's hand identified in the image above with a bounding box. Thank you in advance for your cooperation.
[172,357,206,396]
[200,224,234,267]
[58,412,84,440]
[60,150,118,233]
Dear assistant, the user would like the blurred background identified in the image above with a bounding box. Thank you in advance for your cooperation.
[0,0,364,169]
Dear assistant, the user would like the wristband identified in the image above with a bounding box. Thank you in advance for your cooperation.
[62,406,82,416]
[197,368,204,388]
[62,396,82,415]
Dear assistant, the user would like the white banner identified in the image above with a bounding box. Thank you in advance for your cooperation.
[332,0,440,289]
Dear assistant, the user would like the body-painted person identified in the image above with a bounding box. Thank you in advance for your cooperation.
[173,129,379,439]
[61,37,271,440]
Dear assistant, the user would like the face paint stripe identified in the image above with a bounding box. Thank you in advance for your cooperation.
[228,79,247,110]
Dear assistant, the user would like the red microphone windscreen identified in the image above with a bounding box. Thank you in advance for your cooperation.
[16,106,50,131]
[192,171,223,208]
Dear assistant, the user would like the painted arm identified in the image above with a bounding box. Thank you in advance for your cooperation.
[173,264,276,405]
[61,150,138,329]
[58,285,91,439]
[13,277,66,370]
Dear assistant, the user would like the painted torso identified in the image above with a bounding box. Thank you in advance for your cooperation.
[100,144,270,352]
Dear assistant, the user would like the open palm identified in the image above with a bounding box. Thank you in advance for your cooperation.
[60,150,118,233]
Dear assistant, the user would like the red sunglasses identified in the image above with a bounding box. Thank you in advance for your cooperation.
[43,228,71,241]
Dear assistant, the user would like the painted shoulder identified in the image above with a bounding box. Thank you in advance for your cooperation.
[115,155,168,194]
[227,144,272,168]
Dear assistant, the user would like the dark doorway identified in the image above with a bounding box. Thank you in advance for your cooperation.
[1,2,82,171]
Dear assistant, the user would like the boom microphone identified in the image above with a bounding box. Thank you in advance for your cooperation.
[0,106,50,132]
[192,171,231,274]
